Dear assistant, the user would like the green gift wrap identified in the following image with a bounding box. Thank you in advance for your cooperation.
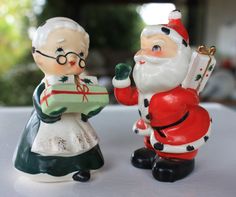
[40,83,109,115]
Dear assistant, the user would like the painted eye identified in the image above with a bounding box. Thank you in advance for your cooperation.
[55,47,65,55]
[152,45,161,52]
[79,52,84,57]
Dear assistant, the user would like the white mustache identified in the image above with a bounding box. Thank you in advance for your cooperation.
[134,55,169,64]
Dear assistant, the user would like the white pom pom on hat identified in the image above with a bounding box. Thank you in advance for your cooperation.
[168,9,182,20]
[141,9,189,44]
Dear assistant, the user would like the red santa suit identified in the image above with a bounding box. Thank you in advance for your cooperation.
[113,9,214,183]
[114,85,211,160]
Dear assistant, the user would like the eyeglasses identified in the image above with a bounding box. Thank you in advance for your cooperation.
[32,47,86,68]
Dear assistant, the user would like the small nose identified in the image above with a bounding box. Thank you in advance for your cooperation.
[135,49,147,56]
[135,49,146,65]
[135,49,142,56]
[68,54,77,66]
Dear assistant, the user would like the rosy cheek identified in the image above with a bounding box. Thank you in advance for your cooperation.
[52,65,65,75]
[146,50,164,57]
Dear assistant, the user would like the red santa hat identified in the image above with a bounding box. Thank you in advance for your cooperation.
[166,10,189,44]
[141,10,189,47]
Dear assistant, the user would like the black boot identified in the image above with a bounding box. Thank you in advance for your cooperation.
[72,170,91,182]
[131,147,156,169]
[152,157,194,182]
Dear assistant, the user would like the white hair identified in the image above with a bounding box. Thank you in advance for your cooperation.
[32,17,89,49]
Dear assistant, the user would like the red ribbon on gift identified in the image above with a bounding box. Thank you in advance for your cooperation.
[76,84,89,102]
[40,86,108,105]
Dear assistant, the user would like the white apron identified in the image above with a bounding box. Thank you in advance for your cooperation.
[31,113,99,157]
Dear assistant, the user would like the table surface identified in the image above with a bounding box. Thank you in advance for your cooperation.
[0,103,236,197]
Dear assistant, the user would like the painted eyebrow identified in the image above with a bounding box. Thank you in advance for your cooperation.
[152,40,165,45]
[56,38,65,43]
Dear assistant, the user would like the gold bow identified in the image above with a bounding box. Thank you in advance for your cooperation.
[197,45,216,56]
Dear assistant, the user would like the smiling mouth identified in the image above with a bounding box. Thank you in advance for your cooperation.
[139,60,145,65]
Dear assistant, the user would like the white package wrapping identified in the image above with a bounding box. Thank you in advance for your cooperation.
[182,46,216,93]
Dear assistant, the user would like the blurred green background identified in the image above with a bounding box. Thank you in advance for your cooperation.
[1,0,236,106]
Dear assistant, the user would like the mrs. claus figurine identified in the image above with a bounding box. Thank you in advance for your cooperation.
[13,17,108,182]
[112,10,215,182]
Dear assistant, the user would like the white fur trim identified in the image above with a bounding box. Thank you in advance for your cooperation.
[141,25,185,46]
[150,122,212,153]
[168,10,181,20]
[132,121,153,136]
[112,77,131,88]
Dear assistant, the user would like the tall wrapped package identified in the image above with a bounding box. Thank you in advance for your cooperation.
[182,46,216,93]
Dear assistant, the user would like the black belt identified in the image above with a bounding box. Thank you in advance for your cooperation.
[152,111,189,138]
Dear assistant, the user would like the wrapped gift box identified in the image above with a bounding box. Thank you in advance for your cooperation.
[182,46,216,93]
[40,83,109,116]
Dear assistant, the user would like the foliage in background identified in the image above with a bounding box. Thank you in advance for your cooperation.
[0,0,43,106]
[0,65,43,106]
[0,0,46,106]
[80,4,144,51]
[0,0,32,74]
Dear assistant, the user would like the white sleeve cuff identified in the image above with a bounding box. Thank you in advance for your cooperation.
[132,123,153,136]
[112,77,131,88]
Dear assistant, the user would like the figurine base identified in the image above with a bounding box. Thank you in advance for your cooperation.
[131,147,156,169]
[15,168,97,182]
[152,157,194,182]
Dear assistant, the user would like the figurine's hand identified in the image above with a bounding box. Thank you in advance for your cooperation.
[132,119,153,136]
[49,107,67,117]
[81,107,104,122]
[115,63,132,80]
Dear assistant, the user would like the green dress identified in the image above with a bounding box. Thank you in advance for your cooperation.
[13,83,104,177]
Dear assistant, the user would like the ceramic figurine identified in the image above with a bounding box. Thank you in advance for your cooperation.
[13,17,109,182]
[112,10,216,182]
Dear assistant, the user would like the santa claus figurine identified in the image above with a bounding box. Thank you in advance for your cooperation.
[112,10,212,182]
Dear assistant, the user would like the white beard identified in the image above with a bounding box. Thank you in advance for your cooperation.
[133,48,191,94]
